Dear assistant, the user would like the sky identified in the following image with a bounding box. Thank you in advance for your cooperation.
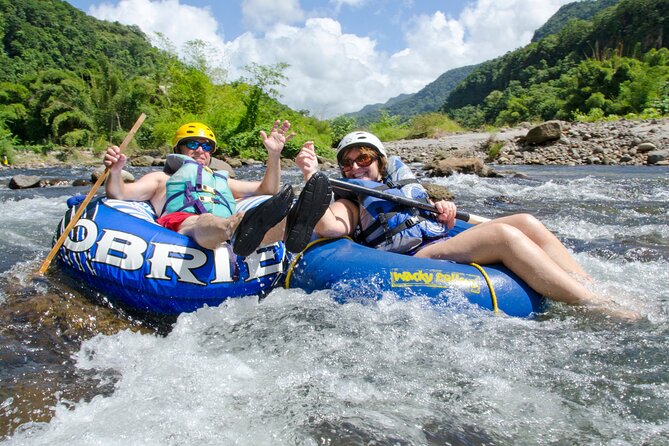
[64,0,578,119]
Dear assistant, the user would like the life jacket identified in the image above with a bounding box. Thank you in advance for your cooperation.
[336,156,450,254]
[162,154,235,218]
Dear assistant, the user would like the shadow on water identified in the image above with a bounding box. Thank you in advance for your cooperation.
[0,265,162,439]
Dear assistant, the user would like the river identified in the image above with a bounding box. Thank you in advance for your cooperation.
[0,164,667,445]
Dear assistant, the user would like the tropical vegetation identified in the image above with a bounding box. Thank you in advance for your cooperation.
[0,0,667,165]
[441,0,669,127]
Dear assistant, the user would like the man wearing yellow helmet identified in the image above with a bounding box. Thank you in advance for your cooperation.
[103,119,331,256]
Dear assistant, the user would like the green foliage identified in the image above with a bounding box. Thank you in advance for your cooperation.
[329,115,357,146]
[0,124,16,163]
[574,107,608,122]
[448,105,486,129]
[406,113,463,138]
[444,0,669,127]
[532,0,622,42]
[367,111,406,141]
[223,125,300,160]
[0,0,340,159]
[234,62,289,135]
[486,139,505,161]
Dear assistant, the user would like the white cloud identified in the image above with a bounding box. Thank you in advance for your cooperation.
[330,0,366,12]
[85,0,574,119]
[461,0,571,57]
[90,0,222,52]
[388,12,469,91]
[240,0,305,31]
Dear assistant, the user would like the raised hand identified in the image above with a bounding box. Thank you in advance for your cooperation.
[295,141,319,180]
[260,119,295,155]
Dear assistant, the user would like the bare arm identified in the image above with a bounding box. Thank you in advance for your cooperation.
[103,145,165,202]
[229,119,293,199]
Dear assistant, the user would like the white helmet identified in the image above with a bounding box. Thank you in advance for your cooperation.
[336,131,387,162]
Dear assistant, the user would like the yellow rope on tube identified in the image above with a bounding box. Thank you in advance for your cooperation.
[469,262,499,314]
[284,238,346,288]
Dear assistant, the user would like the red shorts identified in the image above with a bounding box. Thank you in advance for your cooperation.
[156,212,194,232]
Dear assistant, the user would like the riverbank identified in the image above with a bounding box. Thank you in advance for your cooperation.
[384,118,669,167]
[3,118,668,170]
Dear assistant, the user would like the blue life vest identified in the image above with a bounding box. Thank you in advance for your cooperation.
[336,156,450,254]
[162,154,235,218]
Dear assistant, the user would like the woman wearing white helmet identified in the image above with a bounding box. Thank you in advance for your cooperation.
[294,131,638,319]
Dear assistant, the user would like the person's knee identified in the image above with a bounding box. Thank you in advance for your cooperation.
[490,222,526,247]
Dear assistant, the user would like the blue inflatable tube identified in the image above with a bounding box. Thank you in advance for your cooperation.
[285,221,545,318]
[54,198,287,315]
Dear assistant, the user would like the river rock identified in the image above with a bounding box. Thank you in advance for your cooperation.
[91,166,135,183]
[9,174,41,189]
[425,157,498,177]
[224,157,243,168]
[209,157,236,177]
[130,155,155,167]
[524,120,563,145]
[422,183,454,201]
[8,175,72,189]
[646,150,669,165]
[637,142,657,153]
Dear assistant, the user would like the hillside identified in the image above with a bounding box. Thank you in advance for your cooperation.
[0,0,331,161]
[0,0,166,82]
[345,65,477,124]
[531,0,622,41]
[441,0,669,127]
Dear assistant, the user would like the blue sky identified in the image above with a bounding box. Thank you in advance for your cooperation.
[64,0,576,118]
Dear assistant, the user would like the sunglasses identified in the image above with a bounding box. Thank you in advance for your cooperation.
[182,140,214,152]
[339,153,377,170]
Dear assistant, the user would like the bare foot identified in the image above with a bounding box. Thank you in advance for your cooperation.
[179,213,245,250]
[220,212,244,241]
[586,303,643,322]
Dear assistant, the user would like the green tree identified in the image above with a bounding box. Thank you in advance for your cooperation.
[27,69,95,145]
[329,115,357,146]
[234,62,289,135]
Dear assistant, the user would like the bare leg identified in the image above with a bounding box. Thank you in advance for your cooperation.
[484,213,589,279]
[178,213,296,251]
[314,199,359,238]
[415,222,641,320]
[177,213,244,250]
[416,222,601,305]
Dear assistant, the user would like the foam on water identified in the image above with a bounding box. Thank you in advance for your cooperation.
[433,172,666,204]
[6,284,668,445]
[2,166,668,445]
[1,195,70,250]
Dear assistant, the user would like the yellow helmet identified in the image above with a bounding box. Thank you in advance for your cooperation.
[172,122,217,148]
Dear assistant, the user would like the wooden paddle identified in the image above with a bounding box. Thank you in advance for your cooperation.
[38,113,147,275]
[328,178,491,225]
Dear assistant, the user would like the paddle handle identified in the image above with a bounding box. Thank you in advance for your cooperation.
[328,178,490,225]
[38,113,147,275]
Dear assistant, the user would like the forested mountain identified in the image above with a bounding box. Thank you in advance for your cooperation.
[0,0,327,161]
[0,0,165,82]
[441,0,669,127]
[1,0,667,160]
[532,0,623,42]
[345,64,477,125]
